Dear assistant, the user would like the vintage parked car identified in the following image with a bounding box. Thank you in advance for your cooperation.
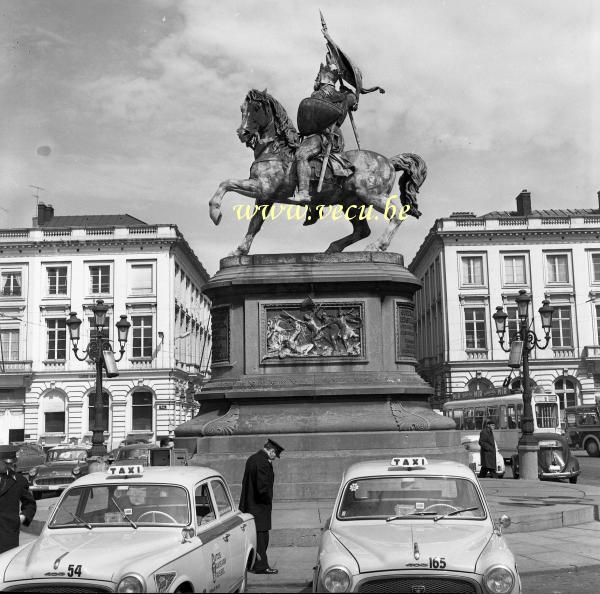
[108,444,190,467]
[510,432,580,483]
[313,457,520,594]
[11,442,46,475]
[0,465,256,593]
[460,434,506,478]
[27,445,90,499]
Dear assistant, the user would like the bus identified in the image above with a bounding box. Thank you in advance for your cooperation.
[442,388,561,462]
[565,402,600,457]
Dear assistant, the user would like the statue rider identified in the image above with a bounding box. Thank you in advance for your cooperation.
[290,52,357,213]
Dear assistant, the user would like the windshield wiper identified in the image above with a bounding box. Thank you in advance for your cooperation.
[386,511,437,522]
[66,511,92,530]
[110,496,138,529]
[433,507,480,522]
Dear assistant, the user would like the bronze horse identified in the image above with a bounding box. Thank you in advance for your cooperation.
[209,89,427,255]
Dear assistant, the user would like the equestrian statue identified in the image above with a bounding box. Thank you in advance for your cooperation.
[209,13,427,256]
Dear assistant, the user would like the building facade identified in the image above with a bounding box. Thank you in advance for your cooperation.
[409,190,600,419]
[0,204,210,447]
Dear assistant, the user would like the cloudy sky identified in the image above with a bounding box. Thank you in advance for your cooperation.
[1,0,599,274]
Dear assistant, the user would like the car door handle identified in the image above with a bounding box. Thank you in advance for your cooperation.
[223,533,230,542]
[241,524,247,532]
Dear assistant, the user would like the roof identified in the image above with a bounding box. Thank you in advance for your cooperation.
[73,466,224,488]
[481,208,599,219]
[41,214,147,227]
[49,445,90,451]
[341,458,475,482]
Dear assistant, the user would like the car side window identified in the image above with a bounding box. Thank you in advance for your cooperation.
[195,482,217,525]
[210,479,233,516]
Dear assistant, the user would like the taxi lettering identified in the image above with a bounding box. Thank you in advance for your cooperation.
[211,552,227,583]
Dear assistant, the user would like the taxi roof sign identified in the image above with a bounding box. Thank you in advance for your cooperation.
[389,457,428,471]
[106,464,144,478]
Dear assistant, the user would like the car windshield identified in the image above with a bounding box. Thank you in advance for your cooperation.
[48,450,87,462]
[116,448,149,461]
[337,476,486,520]
[49,483,191,528]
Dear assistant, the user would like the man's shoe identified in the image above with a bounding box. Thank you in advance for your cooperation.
[255,568,278,575]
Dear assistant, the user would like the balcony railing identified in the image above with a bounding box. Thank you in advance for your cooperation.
[0,225,177,244]
[0,360,33,373]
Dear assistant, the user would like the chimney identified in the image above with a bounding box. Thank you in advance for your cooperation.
[33,202,55,226]
[516,189,532,216]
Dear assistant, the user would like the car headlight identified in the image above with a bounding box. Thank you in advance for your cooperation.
[72,467,81,476]
[323,566,351,593]
[116,574,146,593]
[29,468,38,477]
[484,565,515,594]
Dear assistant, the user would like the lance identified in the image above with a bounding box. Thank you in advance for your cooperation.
[320,11,361,150]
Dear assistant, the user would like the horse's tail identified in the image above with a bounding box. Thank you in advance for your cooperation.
[389,153,427,219]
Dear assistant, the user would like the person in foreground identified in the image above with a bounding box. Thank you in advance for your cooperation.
[0,445,37,554]
[239,438,285,575]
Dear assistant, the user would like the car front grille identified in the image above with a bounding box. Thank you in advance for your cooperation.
[34,477,74,487]
[356,576,480,593]
[4,584,112,593]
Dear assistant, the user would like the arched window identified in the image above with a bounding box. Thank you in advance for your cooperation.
[132,391,153,431]
[510,377,536,393]
[554,377,579,411]
[42,390,66,433]
[88,391,110,432]
[467,378,494,398]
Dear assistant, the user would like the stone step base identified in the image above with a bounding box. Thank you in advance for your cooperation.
[183,430,468,501]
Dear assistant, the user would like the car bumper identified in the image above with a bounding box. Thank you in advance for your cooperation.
[539,470,580,480]
[1,579,114,592]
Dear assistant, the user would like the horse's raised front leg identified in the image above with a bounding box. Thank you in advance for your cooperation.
[230,203,272,257]
[209,178,261,225]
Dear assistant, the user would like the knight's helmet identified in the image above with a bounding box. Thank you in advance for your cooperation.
[316,53,339,87]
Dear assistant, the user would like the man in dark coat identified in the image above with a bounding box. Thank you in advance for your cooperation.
[0,446,37,554]
[478,421,497,478]
[239,438,284,575]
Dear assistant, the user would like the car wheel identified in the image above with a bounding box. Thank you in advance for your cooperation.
[569,476,578,484]
[584,440,600,457]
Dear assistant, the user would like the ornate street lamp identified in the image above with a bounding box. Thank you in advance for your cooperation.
[66,300,131,458]
[492,290,553,480]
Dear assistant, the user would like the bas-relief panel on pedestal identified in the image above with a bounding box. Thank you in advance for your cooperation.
[260,297,365,362]
[395,301,416,361]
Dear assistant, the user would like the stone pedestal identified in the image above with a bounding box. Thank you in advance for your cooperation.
[175,252,457,497]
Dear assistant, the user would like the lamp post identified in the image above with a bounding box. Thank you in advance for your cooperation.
[492,290,554,480]
[66,300,131,458]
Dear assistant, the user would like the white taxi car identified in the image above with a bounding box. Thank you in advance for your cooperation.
[0,465,256,593]
[314,457,521,594]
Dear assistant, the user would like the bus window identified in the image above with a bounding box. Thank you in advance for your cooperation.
[506,405,517,429]
[498,405,508,429]
[535,402,559,430]
[486,406,499,427]
[464,408,475,430]
[516,404,523,429]
[453,409,464,430]
[474,407,485,430]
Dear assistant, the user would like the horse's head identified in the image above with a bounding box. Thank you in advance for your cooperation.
[237,89,272,149]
